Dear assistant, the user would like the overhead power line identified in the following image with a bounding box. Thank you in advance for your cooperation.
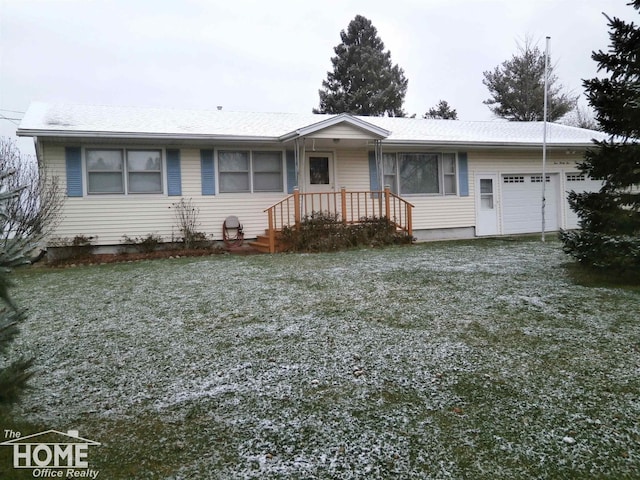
[0,114,21,125]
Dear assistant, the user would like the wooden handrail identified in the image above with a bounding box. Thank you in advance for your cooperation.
[262,187,414,253]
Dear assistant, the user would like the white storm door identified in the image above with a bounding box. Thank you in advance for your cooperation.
[476,174,499,236]
[304,153,335,193]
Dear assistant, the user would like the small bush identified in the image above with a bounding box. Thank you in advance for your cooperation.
[121,234,163,254]
[280,211,412,252]
[170,198,210,249]
[47,235,96,263]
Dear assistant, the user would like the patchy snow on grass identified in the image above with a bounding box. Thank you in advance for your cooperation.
[8,239,640,479]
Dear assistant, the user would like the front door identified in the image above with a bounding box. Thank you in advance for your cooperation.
[476,174,499,236]
[304,153,335,193]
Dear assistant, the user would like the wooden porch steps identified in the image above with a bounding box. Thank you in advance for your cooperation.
[248,230,286,253]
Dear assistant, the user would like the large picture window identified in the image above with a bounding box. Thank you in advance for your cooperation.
[218,150,283,193]
[87,148,163,194]
[383,152,457,195]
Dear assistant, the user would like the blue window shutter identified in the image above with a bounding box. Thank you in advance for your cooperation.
[65,146,83,197]
[200,149,215,195]
[458,152,469,197]
[166,149,182,196]
[286,150,296,194]
[368,151,380,191]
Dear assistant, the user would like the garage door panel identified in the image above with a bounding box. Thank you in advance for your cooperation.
[502,174,558,234]
[565,173,603,229]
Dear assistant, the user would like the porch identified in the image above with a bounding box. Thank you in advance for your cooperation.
[250,187,414,253]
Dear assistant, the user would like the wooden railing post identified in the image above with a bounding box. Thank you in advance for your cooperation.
[341,187,347,224]
[267,208,275,254]
[384,185,391,220]
[293,187,301,228]
[407,203,413,237]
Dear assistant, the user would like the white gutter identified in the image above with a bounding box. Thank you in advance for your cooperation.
[16,129,281,143]
[379,139,594,149]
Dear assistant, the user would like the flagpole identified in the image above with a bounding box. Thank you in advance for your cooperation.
[542,36,550,242]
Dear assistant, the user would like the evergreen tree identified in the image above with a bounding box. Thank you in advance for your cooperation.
[0,165,35,405]
[483,39,578,121]
[424,100,458,119]
[560,2,640,273]
[314,15,408,117]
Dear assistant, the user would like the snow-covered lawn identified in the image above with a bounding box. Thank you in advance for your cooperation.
[7,239,640,479]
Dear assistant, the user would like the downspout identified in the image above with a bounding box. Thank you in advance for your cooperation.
[294,137,300,190]
[375,139,383,195]
[33,136,42,166]
[301,138,306,193]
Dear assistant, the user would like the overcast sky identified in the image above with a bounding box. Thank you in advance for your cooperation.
[1,0,638,155]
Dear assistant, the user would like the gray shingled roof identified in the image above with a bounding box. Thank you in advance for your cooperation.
[17,102,607,147]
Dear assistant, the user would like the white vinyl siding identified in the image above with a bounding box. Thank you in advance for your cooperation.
[307,124,378,140]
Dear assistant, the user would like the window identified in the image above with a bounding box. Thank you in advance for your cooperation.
[218,150,284,193]
[87,149,124,194]
[128,150,162,193]
[86,148,163,194]
[567,173,585,182]
[219,151,250,193]
[442,153,457,194]
[480,178,494,209]
[382,153,397,194]
[253,151,284,192]
[504,176,525,183]
[309,156,330,185]
[530,175,550,183]
[382,152,457,195]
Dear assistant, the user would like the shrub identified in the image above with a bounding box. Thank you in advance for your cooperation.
[280,211,412,252]
[170,199,209,249]
[47,235,96,263]
[121,234,163,254]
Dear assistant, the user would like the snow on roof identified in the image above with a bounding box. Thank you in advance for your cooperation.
[17,102,606,147]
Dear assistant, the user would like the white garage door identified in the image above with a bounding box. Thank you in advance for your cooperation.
[502,174,559,234]
[565,173,603,229]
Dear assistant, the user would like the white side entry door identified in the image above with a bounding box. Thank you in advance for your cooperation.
[476,174,499,236]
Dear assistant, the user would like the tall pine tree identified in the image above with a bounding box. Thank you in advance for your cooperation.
[0,166,35,405]
[483,39,577,121]
[561,2,640,273]
[314,15,408,117]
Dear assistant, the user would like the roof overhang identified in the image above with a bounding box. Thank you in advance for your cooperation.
[16,129,282,144]
[279,113,391,141]
[380,139,595,150]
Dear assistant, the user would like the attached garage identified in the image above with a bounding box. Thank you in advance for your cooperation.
[501,173,559,234]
